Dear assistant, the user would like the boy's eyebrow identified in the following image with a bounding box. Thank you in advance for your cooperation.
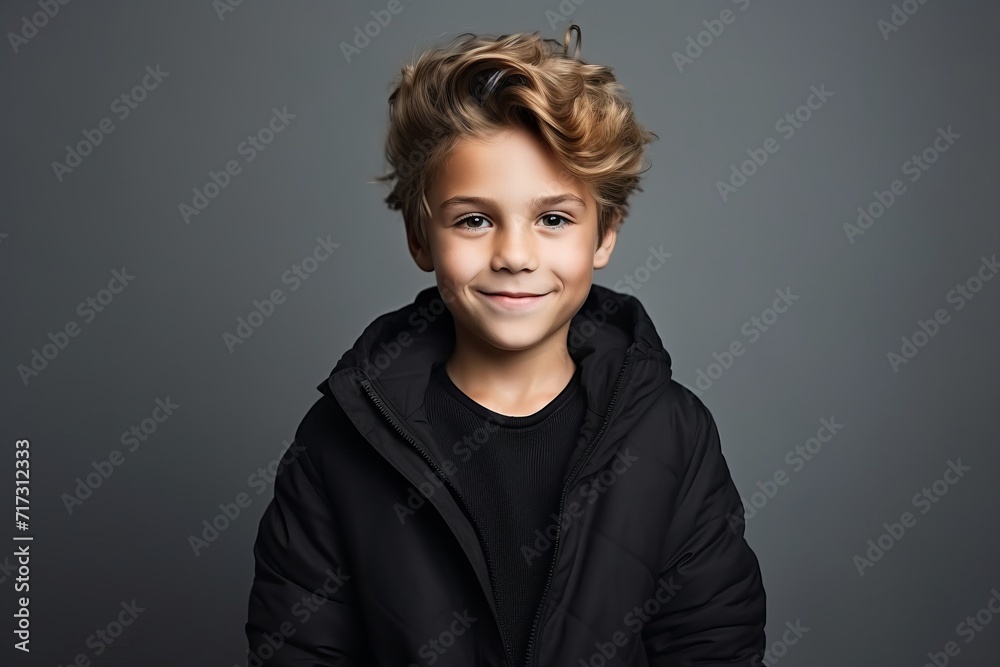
[438,193,587,211]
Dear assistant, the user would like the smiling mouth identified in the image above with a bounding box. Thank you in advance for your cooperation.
[476,290,552,309]
[480,291,547,298]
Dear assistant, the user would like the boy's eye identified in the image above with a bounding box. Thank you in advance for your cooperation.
[540,214,571,228]
[456,215,490,229]
[455,214,572,230]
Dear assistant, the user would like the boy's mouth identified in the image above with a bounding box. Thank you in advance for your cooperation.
[481,291,545,298]
[476,289,551,310]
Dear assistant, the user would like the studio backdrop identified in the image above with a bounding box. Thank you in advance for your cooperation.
[1,0,998,665]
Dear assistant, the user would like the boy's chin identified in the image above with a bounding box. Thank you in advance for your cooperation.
[460,319,568,352]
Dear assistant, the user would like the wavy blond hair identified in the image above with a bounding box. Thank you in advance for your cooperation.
[373,24,658,252]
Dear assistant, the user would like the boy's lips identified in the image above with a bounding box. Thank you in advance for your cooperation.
[481,290,546,297]
[476,289,551,310]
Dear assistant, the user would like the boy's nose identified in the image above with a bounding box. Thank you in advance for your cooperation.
[490,227,537,271]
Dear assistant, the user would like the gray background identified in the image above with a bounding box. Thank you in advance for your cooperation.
[2,0,998,665]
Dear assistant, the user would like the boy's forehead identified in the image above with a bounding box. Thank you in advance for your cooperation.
[428,129,594,209]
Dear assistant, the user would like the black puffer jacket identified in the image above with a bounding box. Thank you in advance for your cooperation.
[245,283,766,666]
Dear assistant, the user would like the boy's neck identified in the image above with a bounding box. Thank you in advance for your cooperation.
[443,321,577,418]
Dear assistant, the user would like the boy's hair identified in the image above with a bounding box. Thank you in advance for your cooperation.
[374,24,658,252]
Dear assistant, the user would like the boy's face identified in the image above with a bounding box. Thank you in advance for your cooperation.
[411,125,618,353]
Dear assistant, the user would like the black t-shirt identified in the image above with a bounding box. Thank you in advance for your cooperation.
[424,360,586,666]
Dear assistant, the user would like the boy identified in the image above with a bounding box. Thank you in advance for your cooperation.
[245,25,766,667]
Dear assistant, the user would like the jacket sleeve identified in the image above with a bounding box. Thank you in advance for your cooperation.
[641,392,767,666]
[245,407,373,665]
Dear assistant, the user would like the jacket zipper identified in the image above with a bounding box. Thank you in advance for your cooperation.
[523,345,634,667]
[359,373,515,667]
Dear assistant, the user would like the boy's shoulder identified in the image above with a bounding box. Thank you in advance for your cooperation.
[287,391,359,471]
[657,379,716,427]
[296,392,348,441]
[643,379,722,460]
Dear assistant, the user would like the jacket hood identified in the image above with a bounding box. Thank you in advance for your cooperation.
[317,283,673,437]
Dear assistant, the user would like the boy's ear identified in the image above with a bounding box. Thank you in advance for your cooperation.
[407,224,435,272]
[593,210,621,270]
